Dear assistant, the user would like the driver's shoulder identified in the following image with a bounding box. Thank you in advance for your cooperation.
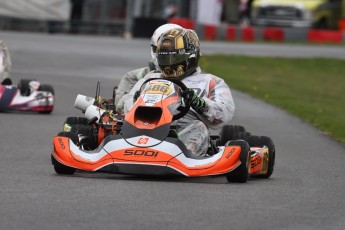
[184,72,220,83]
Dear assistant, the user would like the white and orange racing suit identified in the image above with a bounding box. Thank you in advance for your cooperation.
[115,67,153,113]
[124,69,235,156]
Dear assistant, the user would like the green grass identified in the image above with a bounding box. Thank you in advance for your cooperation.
[200,55,345,145]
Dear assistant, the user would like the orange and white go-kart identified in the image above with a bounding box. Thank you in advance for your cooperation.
[51,78,275,183]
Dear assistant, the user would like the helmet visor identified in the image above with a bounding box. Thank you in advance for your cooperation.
[157,51,194,67]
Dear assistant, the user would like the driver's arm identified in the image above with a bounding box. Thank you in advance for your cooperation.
[199,76,235,130]
[115,67,151,112]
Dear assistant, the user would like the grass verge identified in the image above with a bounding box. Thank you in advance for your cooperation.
[200,55,345,145]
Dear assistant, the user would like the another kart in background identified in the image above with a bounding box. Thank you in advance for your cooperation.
[0,79,54,113]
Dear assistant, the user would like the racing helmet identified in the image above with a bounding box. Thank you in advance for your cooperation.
[150,23,182,68]
[156,28,201,79]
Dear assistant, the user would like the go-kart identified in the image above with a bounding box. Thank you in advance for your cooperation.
[0,78,54,113]
[51,79,275,183]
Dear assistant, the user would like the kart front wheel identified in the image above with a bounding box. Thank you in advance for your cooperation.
[65,117,89,126]
[52,132,78,175]
[52,155,76,175]
[63,117,89,132]
[226,140,250,183]
[39,84,55,95]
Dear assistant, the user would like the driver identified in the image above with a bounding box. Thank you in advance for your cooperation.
[124,28,235,156]
[115,23,182,114]
[0,40,12,84]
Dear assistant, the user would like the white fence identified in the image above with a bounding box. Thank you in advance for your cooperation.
[0,0,70,20]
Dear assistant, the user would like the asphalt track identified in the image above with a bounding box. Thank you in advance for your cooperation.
[0,31,344,230]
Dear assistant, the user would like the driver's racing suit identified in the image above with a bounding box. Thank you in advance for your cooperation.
[115,66,153,113]
[0,40,12,83]
[124,70,235,156]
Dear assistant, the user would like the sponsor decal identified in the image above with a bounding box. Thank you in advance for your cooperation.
[251,155,262,169]
[144,83,172,95]
[124,149,159,158]
[137,137,149,144]
[144,94,161,104]
[226,147,236,159]
[58,137,66,150]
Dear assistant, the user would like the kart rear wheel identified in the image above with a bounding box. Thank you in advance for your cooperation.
[38,84,55,95]
[253,136,275,178]
[226,140,250,183]
[18,79,35,96]
[233,131,251,141]
[247,135,260,147]
[219,125,245,146]
[52,132,78,175]
[63,117,89,132]
[37,84,54,114]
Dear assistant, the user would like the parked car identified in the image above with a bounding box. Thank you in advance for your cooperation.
[251,0,343,29]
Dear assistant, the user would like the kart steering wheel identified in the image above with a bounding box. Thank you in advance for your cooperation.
[139,78,191,121]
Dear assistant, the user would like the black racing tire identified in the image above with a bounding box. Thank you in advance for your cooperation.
[57,131,79,144]
[71,125,97,150]
[219,125,245,146]
[18,79,35,96]
[248,136,275,179]
[65,117,89,126]
[63,117,89,132]
[38,84,55,114]
[51,155,76,175]
[226,140,250,183]
[247,135,260,147]
[70,124,89,134]
[38,84,55,95]
[69,123,97,150]
[253,136,275,178]
[52,132,78,175]
[233,131,251,141]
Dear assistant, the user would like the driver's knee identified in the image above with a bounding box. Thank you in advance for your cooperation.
[179,120,209,156]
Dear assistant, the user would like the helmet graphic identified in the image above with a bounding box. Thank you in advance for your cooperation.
[156,28,200,79]
[150,23,182,62]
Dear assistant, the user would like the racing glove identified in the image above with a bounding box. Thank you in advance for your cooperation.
[133,90,140,102]
[183,88,206,114]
